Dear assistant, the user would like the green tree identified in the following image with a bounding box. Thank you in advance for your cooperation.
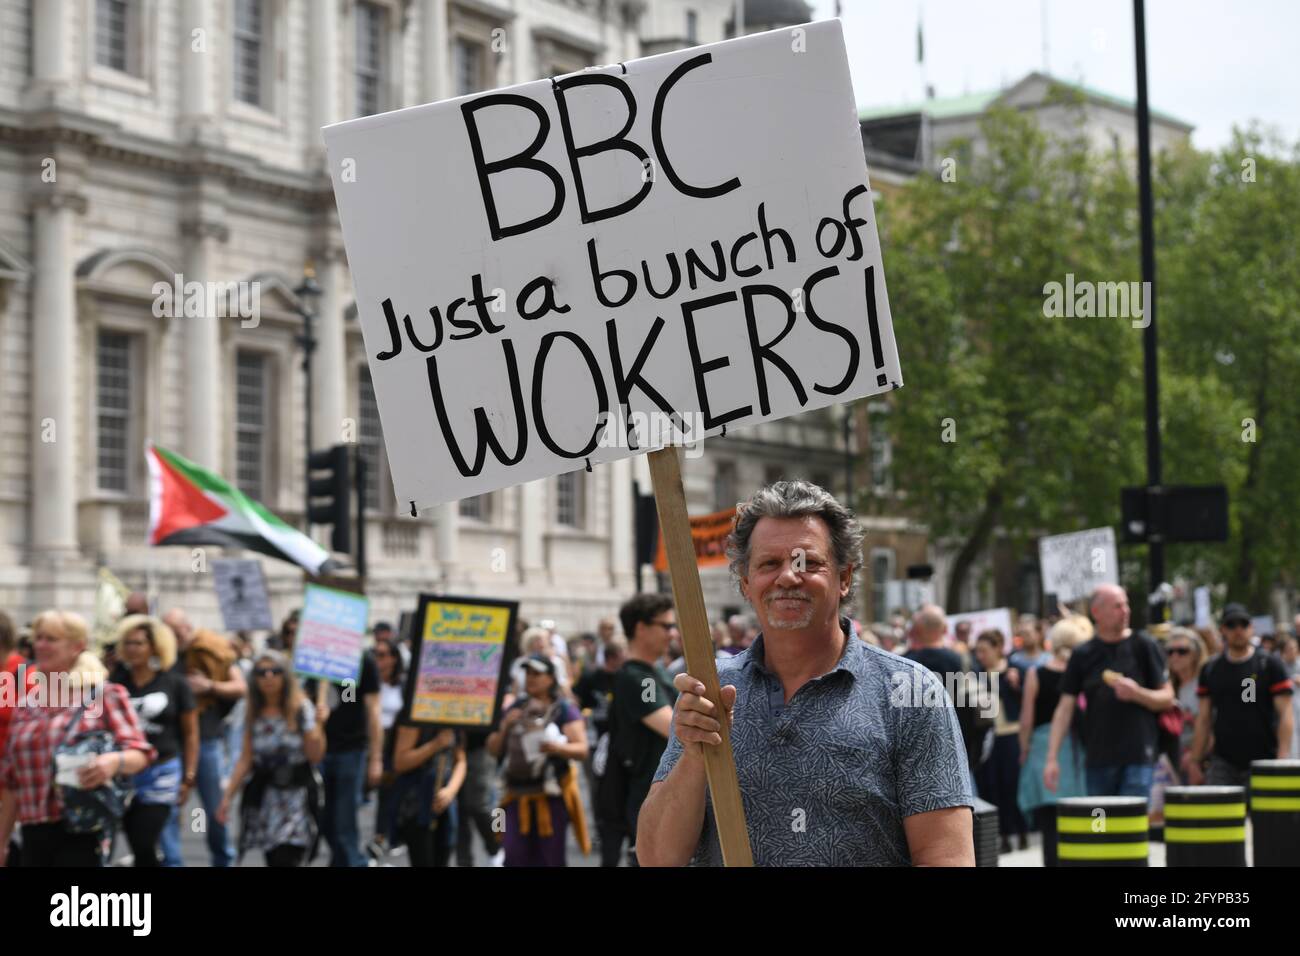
[876,101,1148,610]
[1159,129,1300,607]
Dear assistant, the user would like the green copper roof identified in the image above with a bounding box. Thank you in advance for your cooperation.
[857,73,1192,129]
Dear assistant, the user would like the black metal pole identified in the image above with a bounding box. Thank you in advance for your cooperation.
[843,403,853,504]
[1133,0,1164,621]
[301,309,316,534]
[355,451,367,580]
[633,479,645,594]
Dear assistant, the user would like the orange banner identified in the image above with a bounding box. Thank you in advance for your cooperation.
[653,506,737,572]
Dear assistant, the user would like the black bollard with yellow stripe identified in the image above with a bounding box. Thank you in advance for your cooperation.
[1250,759,1300,867]
[1056,796,1148,866]
[1164,786,1246,866]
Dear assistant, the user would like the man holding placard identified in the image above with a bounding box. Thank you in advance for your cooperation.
[638,481,974,866]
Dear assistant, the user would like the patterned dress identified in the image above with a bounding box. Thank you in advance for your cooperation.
[240,701,317,852]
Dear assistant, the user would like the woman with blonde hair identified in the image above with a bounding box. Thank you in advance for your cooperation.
[109,615,198,866]
[218,650,325,866]
[1017,614,1091,866]
[0,610,155,867]
[1165,627,1207,779]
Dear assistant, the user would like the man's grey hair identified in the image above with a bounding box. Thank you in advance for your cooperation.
[726,480,866,606]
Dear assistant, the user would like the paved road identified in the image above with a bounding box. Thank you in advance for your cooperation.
[114,766,606,868]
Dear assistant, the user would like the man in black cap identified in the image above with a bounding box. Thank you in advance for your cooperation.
[1187,603,1294,787]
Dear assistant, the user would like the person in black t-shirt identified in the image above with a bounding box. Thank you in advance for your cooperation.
[607,594,679,867]
[110,616,197,866]
[1187,604,1294,787]
[302,652,382,868]
[904,605,988,793]
[1045,584,1174,799]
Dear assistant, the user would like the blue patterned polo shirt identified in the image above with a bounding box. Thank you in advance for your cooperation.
[652,623,973,865]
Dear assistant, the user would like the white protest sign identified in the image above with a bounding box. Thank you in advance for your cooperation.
[1193,586,1211,629]
[1251,615,1275,637]
[1038,527,1119,604]
[211,559,274,632]
[947,607,1014,654]
[324,20,901,512]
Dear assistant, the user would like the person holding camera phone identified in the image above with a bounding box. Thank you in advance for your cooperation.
[217,651,325,867]
[0,610,154,867]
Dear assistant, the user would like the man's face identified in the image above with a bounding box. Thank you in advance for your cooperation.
[1092,588,1130,636]
[165,612,193,646]
[1221,619,1253,651]
[741,516,849,636]
[955,622,971,645]
[635,610,678,659]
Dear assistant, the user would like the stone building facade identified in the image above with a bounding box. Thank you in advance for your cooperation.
[1,0,868,636]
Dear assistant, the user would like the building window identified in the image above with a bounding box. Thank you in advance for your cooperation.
[870,548,895,620]
[556,472,584,528]
[96,331,133,493]
[460,494,489,520]
[868,402,892,490]
[235,351,269,503]
[453,37,484,96]
[233,0,266,107]
[358,366,383,511]
[713,460,736,512]
[95,0,137,74]
[355,2,387,116]
[686,9,698,43]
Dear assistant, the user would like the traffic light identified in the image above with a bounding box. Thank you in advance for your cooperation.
[308,444,351,554]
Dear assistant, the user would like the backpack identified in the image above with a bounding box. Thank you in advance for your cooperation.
[503,699,569,789]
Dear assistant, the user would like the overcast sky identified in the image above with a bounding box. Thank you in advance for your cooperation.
[807,0,1299,150]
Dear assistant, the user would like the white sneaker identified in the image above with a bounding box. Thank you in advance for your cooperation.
[489,849,505,867]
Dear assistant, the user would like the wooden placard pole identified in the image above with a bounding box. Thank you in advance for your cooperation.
[647,446,754,867]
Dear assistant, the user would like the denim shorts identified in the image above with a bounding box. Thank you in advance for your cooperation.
[131,755,182,805]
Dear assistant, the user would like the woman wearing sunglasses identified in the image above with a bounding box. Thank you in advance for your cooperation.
[1166,628,1207,781]
[217,652,326,867]
[109,615,198,866]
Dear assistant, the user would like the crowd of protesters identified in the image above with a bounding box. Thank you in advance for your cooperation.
[0,490,1296,867]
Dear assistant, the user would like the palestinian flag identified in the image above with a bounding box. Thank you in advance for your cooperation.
[146,442,337,575]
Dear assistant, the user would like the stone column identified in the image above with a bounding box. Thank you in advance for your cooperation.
[29,190,86,557]
[179,0,217,142]
[180,219,228,471]
[518,479,546,584]
[609,457,633,587]
[436,502,459,581]
[309,243,346,449]
[28,0,75,109]
[510,6,531,85]
[309,0,340,166]
[421,0,449,102]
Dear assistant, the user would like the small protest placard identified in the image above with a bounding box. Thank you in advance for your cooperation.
[293,584,370,685]
[653,506,735,572]
[403,595,517,728]
[1038,527,1119,604]
[947,607,1014,653]
[212,559,274,632]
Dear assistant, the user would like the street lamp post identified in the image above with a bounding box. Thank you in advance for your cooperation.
[295,265,322,533]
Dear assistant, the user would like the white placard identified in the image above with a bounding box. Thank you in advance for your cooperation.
[1038,527,1119,604]
[1193,586,1211,629]
[212,559,274,632]
[1251,615,1275,637]
[324,20,901,511]
[947,607,1014,654]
